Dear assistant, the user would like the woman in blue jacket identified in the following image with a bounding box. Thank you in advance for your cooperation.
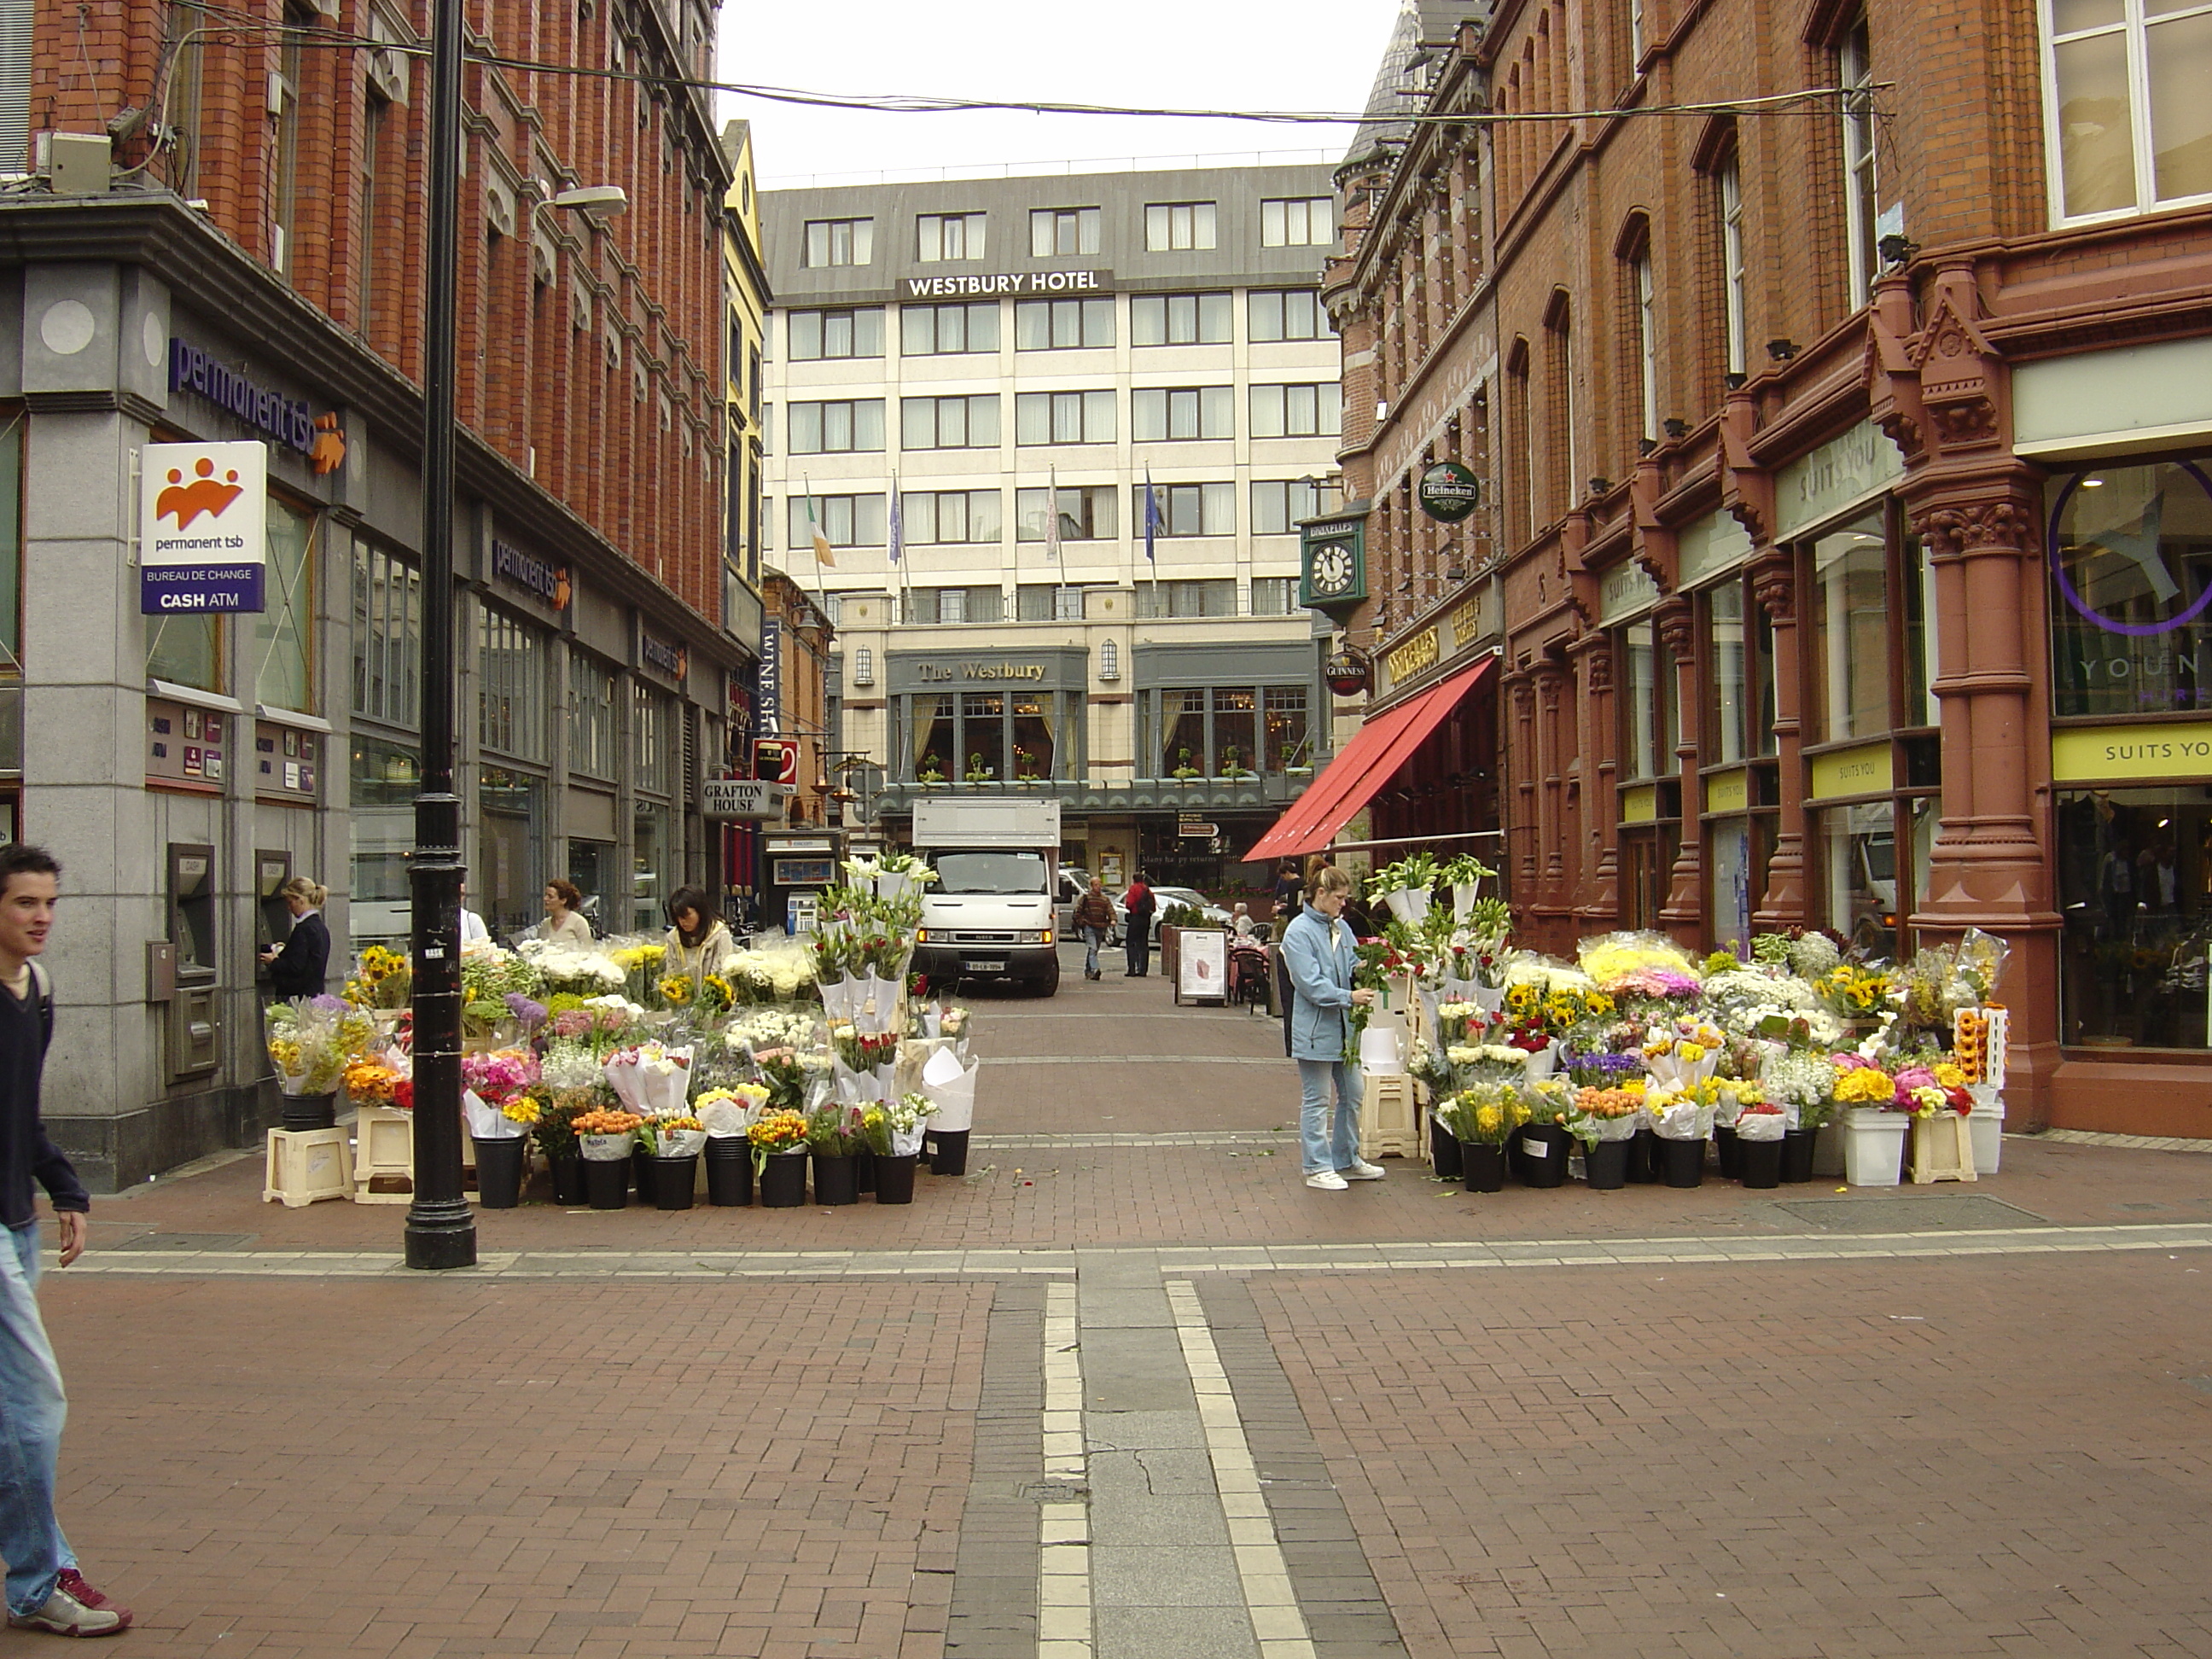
[260,876,331,998]
[1279,865,1384,1191]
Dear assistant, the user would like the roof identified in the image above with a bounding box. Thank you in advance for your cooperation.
[1345,1,1492,162]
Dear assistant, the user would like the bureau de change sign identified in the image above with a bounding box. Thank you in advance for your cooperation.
[139,440,267,614]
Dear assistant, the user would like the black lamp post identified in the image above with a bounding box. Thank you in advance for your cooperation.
[405,0,474,1271]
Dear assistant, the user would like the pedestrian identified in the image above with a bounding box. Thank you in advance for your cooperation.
[1231,901,1254,939]
[665,885,737,981]
[540,880,592,947]
[0,842,133,1636]
[1280,864,1385,1192]
[1072,877,1115,981]
[258,876,331,998]
[458,882,491,949]
[1271,858,1304,922]
[1122,870,1157,977]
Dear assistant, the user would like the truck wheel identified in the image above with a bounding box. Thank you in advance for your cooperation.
[1030,959,1061,997]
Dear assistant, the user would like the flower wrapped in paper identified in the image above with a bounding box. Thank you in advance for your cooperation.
[803,1102,868,1155]
[643,1114,708,1157]
[1577,931,1703,1001]
[515,939,627,997]
[1646,1090,1715,1142]
[919,1043,980,1133]
[1732,1100,1789,1142]
[1435,1080,1529,1145]
[696,1083,770,1138]
[602,1042,694,1116]
[573,1108,644,1160]
[1570,1086,1643,1144]
[266,997,378,1096]
[861,1092,933,1157]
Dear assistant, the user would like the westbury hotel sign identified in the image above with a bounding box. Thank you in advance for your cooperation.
[138,440,267,613]
[901,271,1109,299]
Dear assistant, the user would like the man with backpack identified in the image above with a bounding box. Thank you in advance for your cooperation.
[0,843,131,1638]
[1122,871,1157,978]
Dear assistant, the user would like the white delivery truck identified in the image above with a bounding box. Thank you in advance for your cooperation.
[911,797,1062,996]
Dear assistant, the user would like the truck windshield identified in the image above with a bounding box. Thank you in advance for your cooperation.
[934,851,1050,895]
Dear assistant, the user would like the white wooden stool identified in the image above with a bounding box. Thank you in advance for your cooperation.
[1359,1073,1418,1160]
[1912,1112,1977,1184]
[352,1106,416,1204]
[264,1127,352,1208]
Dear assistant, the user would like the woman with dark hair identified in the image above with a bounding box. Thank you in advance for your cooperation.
[664,885,736,981]
[541,879,592,947]
[260,876,332,998]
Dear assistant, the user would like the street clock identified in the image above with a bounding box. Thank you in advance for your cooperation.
[1299,511,1369,620]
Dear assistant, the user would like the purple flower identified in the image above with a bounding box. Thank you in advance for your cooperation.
[504,992,548,1028]
[311,993,348,1012]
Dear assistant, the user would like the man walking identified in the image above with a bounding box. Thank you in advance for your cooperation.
[0,844,131,1637]
[1071,877,1115,982]
[1121,870,1156,978]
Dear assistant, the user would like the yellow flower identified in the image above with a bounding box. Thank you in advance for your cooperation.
[1932,1062,1966,1089]
[657,975,694,1004]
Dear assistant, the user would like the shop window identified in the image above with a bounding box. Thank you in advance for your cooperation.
[1618,619,1675,781]
[2040,0,2212,224]
[478,605,547,761]
[1159,688,1208,777]
[568,651,617,779]
[1266,685,1309,770]
[1810,515,1890,740]
[1813,794,1934,957]
[1708,581,1748,765]
[632,798,671,932]
[1619,825,1677,929]
[348,732,420,945]
[1902,532,1938,727]
[2056,785,2211,1050]
[479,765,544,938]
[352,543,420,729]
[0,412,21,664]
[1710,816,1756,957]
[961,692,1004,780]
[2048,459,2212,717]
[258,496,317,713]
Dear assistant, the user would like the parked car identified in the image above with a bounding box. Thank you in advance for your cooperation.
[1150,886,1234,928]
[1058,866,1125,943]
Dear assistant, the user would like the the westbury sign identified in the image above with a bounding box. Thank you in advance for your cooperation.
[915,661,1048,683]
[901,271,1109,300]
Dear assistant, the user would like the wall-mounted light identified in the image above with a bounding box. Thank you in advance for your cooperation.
[1587,476,1612,497]
[1877,232,1918,268]
[1766,339,1800,361]
[1663,417,1690,439]
[1724,371,1748,391]
[1097,639,1121,681]
[1638,437,1659,457]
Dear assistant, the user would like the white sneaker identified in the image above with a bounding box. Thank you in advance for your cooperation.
[1305,1170,1348,1190]
[1341,1159,1386,1181]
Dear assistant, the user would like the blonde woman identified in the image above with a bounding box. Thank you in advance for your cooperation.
[259,876,331,998]
[1278,864,1382,1191]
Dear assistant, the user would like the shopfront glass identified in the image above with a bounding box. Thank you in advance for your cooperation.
[1811,516,1889,742]
[257,497,316,712]
[349,733,419,945]
[1813,795,1934,958]
[1266,687,1310,771]
[633,800,672,932]
[1150,687,1283,777]
[2048,459,2212,717]
[962,693,1004,780]
[1709,818,1754,956]
[904,691,1068,783]
[1010,694,1054,780]
[478,765,544,940]
[1617,620,1675,782]
[2056,785,2212,1050]
[568,839,614,934]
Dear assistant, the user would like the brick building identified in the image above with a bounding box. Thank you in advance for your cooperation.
[1290,0,2212,1137]
[0,0,749,1184]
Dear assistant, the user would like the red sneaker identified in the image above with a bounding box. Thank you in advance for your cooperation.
[55,1569,131,1624]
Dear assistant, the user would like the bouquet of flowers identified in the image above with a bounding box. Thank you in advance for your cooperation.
[343,944,412,1009]
[748,1108,810,1173]
[516,939,626,997]
[642,1113,707,1157]
[1517,1077,1576,1126]
[729,1006,824,1055]
[573,1106,644,1161]
[266,997,376,1096]
[830,1020,901,1076]
[804,1101,869,1156]
[1832,1057,1903,1109]
[1645,1086,1714,1142]
[1578,930,1703,1001]
[608,940,668,1004]
[1447,1043,1538,1089]
[1733,1098,1789,1142]
[342,1048,408,1107]
[1892,1061,1973,1119]
[727,939,818,1004]
[1570,1086,1644,1144]
[1437,1080,1530,1145]
[1642,1021,1725,1091]
[860,1092,933,1157]
[695,1082,771,1138]
[461,1047,539,1139]
[1562,1048,1644,1090]
[604,1042,694,1116]
[1761,1047,1838,1130]
[1817,963,1896,1022]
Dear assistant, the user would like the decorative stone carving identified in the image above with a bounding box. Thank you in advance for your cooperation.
[1655,597,1696,658]
[1912,496,2034,560]
[1750,552,1795,625]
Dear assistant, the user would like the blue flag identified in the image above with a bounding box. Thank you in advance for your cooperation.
[1143,469,1162,564]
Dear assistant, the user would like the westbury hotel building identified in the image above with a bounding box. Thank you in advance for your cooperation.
[759,165,1347,889]
[1304,0,2212,1138]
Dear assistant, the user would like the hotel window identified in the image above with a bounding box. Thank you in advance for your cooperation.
[802,217,873,267]
[900,489,1002,544]
[785,493,887,548]
[1249,289,1330,341]
[904,585,1005,625]
[906,688,1062,781]
[1015,297,1115,349]
[1133,386,1234,443]
[788,399,885,454]
[1250,577,1295,615]
[1016,486,1118,541]
[1030,207,1101,256]
[900,300,999,355]
[1266,685,1310,769]
[788,306,883,360]
[478,605,547,762]
[1841,19,1881,299]
[1249,382,1342,439]
[917,212,985,262]
[351,542,420,729]
[1260,195,1334,247]
[1138,579,1239,620]
[1016,389,1116,445]
[1152,684,1262,771]
[1131,292,1233,346]
[1809,515,1891,742]
[900,393,1000,451]
[1145,201,1217,251]
[1016,584,1089,621]
[1136,482,1235,538]
[633,682,671,796]
[1251,478,1334,535]
[1633,252,1659,442]
[1717,155,1747,377]
[568,650,617,779]
[2040,0,2212,223]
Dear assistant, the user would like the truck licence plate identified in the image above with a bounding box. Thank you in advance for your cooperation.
[966,959,1005,974]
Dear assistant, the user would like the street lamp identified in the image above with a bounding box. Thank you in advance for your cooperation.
[528,183,629,244]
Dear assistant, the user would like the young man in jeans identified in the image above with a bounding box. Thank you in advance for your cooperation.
[0,844,131,1637]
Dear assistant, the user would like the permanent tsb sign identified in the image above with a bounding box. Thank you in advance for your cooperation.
[139,440,266,613]
[900,270,1110,300]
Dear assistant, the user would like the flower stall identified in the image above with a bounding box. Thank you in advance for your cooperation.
[276,857,986,1212]
[1364,847,2011,1194]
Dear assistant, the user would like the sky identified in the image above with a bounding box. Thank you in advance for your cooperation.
[714,1,1407,187]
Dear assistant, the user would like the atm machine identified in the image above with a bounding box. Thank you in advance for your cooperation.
[159,843,222,1081]
[759,828,843,935]
[253,849,293,987]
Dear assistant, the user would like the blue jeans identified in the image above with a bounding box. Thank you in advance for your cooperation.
[1296,1059,1362,1174]
[0,1222,72,1617]
[1082,926,1105,976]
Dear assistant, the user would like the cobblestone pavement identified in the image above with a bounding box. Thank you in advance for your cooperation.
[25,952,2212,1656]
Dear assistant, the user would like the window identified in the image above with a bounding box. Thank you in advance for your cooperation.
[1629,0,1645,60]
[1250,577,1295,614]
[2049,459,2212,715]
[1810,516,1890,741]
[258,497,317,711]
[1136,481,1235,538]
[1717,156,1747,377]
[2041,0,2212,222]
[1016,486,1118,542]
[271,15,303,277]
[788,399,885,453]
[917,212,986,262]
[1138,580,1238,620]
[1016,584,1088,621]
[359,91,387,335]
[633,682,671,795]
[1016,389,1116,445]
[1153,683,1260,769]
[478,605,547,761]
[786,493,887,548]
[906,688,1064,781]
[1249,289,1330,341]
[1265,684,1309,770]
[788,307,884,360]
[1030,207,1101,256]
[1249,382,1342,439]
[568,650,617,778]
[1633,253,1658,442]
[1098,639,1121,680]
[1131,292,1232,346]
[802,217,873,267]
[900,300,999,355]
[900,394,1000,450]
[1134,386,1235,442]
[905,585,1005,625]
[1145,201,1217,251]
[350,541,419,727]
[900,489,1002,544]
[1251,478,1334,534]
[1841,20,1880,299]
[1260,195,1334,247]
[1015,297,1115,349]
[2058,786,2212,1048]
[1708,581,1749,765]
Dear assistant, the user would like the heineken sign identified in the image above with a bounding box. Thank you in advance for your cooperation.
[1417,460,1482,523]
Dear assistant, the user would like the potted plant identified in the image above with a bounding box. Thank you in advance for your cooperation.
[1437,1081,1527,1193]
[1013,746,1043,783]
[1367,851,1442,926]
[266,997,376,1131]
[1171,746,1202,781]
[748,1108,812,1206]
[1279,740,1312,777]
[963,752,994,783]
[1441,853,1495,922]
[1834,1060,1909,1185]
[917,753,946,785]
[1219,745,1251,780]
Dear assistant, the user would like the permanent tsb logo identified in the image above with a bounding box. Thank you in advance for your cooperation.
[491,538,571,609]
[138,439,267,614]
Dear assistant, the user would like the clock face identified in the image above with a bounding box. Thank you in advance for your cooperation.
[1310,542,1356,596]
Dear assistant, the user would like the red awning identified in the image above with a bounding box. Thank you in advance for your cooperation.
[1243,658,1494,864]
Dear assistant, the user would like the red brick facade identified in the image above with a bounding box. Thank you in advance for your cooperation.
[39,0,730,620]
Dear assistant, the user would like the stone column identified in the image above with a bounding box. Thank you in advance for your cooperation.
[1505,672,1538,911]
[1570,632,1619,928]
[1533,660,1570,947]
[1656,599,1704,947]
[1750,551,1808,929]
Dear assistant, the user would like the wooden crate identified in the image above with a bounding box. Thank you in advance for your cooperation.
[264,1127,352,1208]
[1912,1112,1977,1184]
[352,1105,416,1204]
[1359,1073,1418,1160]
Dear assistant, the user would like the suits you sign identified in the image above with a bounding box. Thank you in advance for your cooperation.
[139,440,267,614]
